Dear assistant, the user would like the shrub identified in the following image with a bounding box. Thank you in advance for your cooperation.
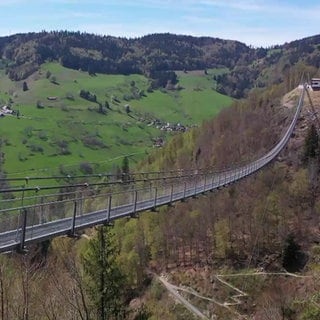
[50,75,59,85]
[18,152,27,162]
[80,162,93,174]
[36,101,45,109]
[38,130,48,141]
[79,89,97,102]
[29,144,44,153]
[65,92,75,100]
[59,148,71,155]
[24,126,33,137]
[55,140,71,155]
[81,136,107,149]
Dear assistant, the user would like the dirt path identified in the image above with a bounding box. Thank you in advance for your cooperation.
[158,271,310,319]
[158,275,208,319]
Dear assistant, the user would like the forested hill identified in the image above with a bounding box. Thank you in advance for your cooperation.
[0,31,320,98]
[0,31,253,79]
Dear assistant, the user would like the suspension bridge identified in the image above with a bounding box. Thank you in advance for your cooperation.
[0,86,306,253]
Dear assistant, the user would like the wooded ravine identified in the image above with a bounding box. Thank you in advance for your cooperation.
[0,32,320,319]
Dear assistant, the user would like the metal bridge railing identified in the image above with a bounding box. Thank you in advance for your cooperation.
[0,87,305,252]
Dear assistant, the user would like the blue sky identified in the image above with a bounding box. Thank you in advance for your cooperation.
[0,0,319,47]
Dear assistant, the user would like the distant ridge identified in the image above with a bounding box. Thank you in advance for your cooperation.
[0,31,319,98]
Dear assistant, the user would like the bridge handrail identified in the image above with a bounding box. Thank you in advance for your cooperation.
[0,87,305,252]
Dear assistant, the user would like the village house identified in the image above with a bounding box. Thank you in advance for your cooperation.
[311,78,320,91]
[0,105,13,117]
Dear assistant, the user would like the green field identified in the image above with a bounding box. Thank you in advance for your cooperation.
[0,63,232,179]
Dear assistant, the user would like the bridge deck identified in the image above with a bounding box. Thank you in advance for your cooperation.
[0,88,305,253]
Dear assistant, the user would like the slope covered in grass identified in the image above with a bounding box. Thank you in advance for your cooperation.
[0,63,232,179]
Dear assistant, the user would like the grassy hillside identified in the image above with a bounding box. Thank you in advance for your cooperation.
[2,32,320,100]
[0,63,231,179]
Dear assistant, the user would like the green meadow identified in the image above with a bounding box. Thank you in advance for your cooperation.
[0,63,232,180]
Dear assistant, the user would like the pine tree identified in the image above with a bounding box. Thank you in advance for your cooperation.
[121,156,130,182]
[303,124,319,163]
[22,81,28,91]
[282,234,306,272]
[82,226,127,320]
